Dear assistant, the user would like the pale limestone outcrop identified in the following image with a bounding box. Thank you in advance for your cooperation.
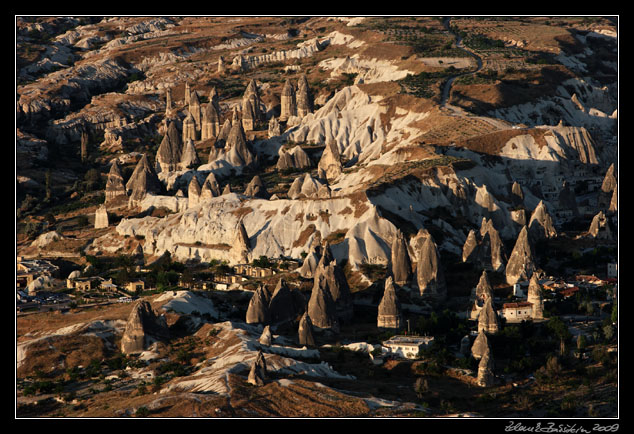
[528,200,557,242]
[298,312,316,347]
[94,204,109,229]
[280,79,297,121]
[505,226,536,285]
[317,141,342,183]
[416,233,446,301]
[246,285,271,324]
[222,183,232,196]
[527,274,544,319]
[121,300,169,354]
[377,276,402,329]
[179,138,200,170]
[390,229,412,286]
[105,160,126,202]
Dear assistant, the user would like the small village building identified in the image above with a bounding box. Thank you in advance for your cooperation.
[126,280,145,293]
[234,264,275,278]
[74,277,100,292]
[499,302,533,323]
[382,335,434,359]
[100,278,119,293]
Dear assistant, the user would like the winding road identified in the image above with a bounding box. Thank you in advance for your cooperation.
[438,18,512,131]
[439,17,483,108]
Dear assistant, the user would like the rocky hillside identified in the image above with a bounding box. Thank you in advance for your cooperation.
[16,16,618,418]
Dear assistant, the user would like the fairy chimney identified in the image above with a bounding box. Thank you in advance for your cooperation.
[157,121,183,172]
[377,276,402,329]
[298,312,316,347]
[280,79,297,121]
[528,200,557,242]
[478,297,499,335]
[182,112,197,143]
[247,350,267,386]
[246,285,271,324]
[471,330,491,360]
[390,229,412,286]
[317,141,342,182]
[126,154,162,207]
[230,218,250,264]
[201,101,220,141]
[179,138,200,170]
[244,175,269,199]
[598,163,617,210]
[416,234,447,301]
[307,272,339,333]
[476,350,495,387]
[105,160,126,202]
[527,274,544,319]
[505,226,536,286]
[296,74,314,118]
[121,300,169,354]
[187,175,202,208]
[200,172,221,201]
[588,210,613,240]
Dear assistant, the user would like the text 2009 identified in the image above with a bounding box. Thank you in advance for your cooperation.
[593,425,619,432]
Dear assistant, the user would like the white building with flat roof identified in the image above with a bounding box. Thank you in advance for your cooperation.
[382,335,434,359]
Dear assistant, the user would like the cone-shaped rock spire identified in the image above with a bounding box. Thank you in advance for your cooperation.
[377,276,402,329]
[105,160,126,202]
[390,229,412,286]
[416,234,447,301]
[121,300,169,354]
[527,274,544,319]
[505,226,536,285]
[298,312,316,347]
[246,285,271,324]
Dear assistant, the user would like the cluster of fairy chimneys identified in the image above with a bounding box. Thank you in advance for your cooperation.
[245,241,353,347]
